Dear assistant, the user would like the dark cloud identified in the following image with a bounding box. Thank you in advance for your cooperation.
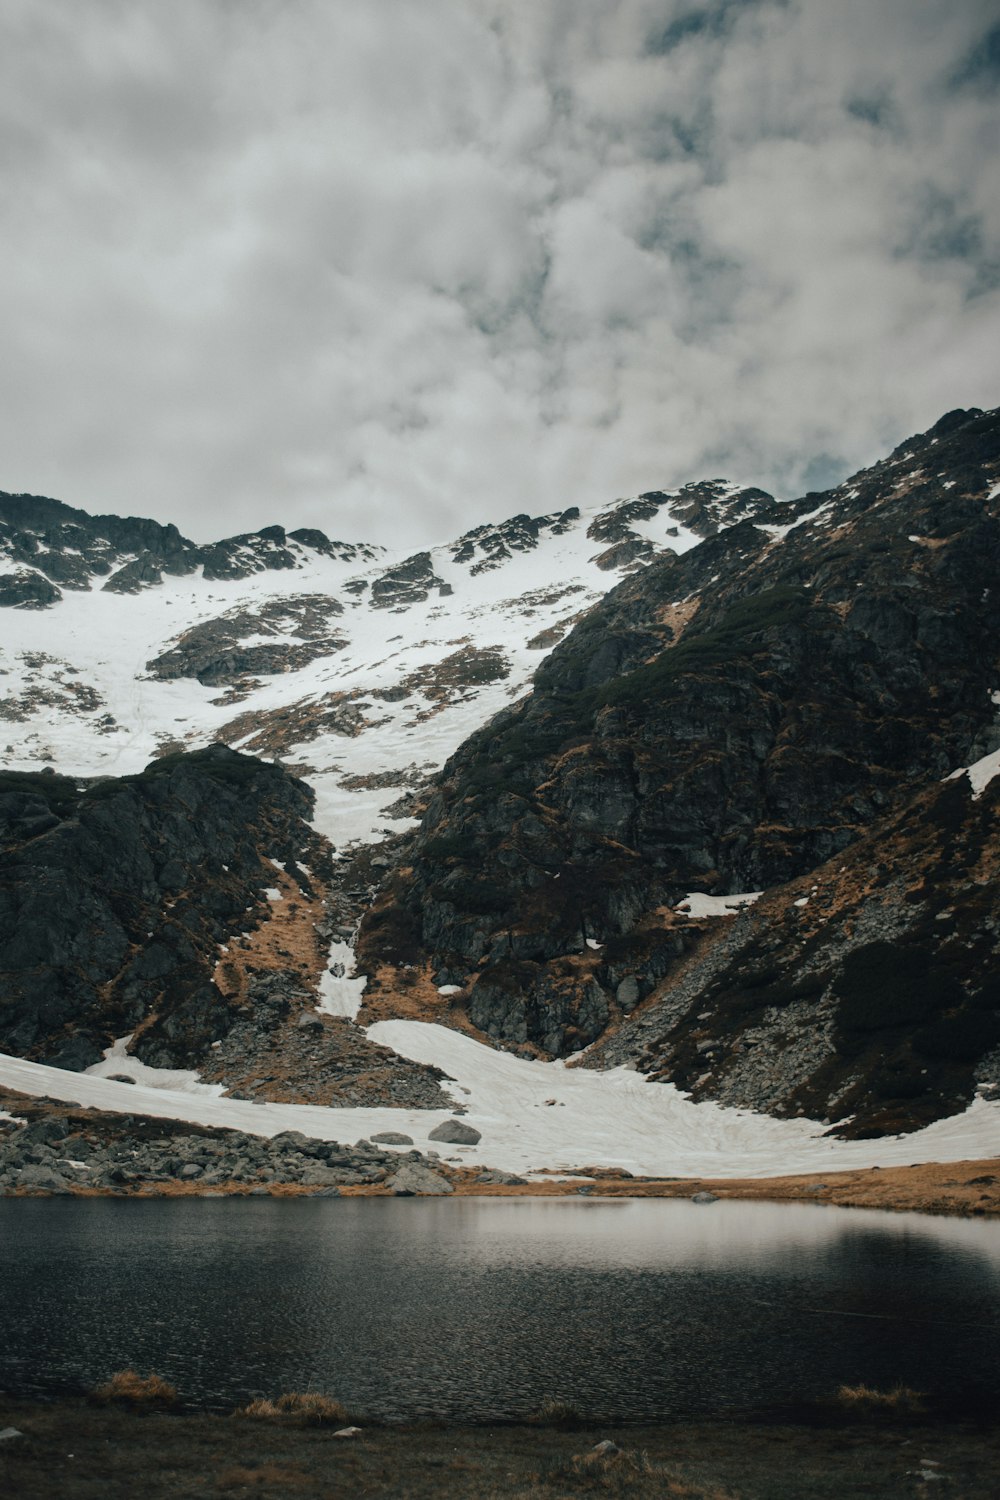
[0,0,997,546]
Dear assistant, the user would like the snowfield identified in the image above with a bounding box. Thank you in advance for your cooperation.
[1,1020,997,1180]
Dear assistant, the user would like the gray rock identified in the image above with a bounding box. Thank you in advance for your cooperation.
[16,1165,70,1191]
[387,1163,454,1196]
[296,1011,324,1031]
[107,1073,137,1084]
[428,1118,482,1145]
[691,1191,719,1204]
[179,1163,203,1179]
[369,1131,414,1146]
[615,976,641,1010]
[20,1116,71,1144]
[474,1169,528,1186]
[299,1165,342,1187]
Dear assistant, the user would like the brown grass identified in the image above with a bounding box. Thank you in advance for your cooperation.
[835,1384,926,1417]
[235,1393,349,1427]
[552,1445,737,1498]
[215,1462,313,1492]
[4,1397,1000,1500]
[529,1399,587,1429]
[89,1369,179,1409]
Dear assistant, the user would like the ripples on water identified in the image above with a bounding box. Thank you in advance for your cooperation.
[2,1197,998,1420]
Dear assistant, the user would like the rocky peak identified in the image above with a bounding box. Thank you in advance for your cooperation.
[356,405,1000,1134]
[0,492,384,606]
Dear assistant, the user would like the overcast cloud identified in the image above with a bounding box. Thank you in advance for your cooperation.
[0,0,998,546]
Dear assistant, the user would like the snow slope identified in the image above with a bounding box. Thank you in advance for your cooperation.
[0,485,764,847]
[1,1022,998,1179]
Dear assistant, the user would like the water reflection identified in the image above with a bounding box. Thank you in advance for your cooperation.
[1,1198,998,1419]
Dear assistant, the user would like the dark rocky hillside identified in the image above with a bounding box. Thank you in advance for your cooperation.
[358,407,1000,1134]
[0,747,449,1107]
[0,747,329,1068]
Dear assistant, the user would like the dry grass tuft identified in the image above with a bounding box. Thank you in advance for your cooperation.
[234,1391,349,1426]
[553,1445,736,1497]
[835,1383,926,1416]
[215,1462,312,1491]
[528,1398,587,1429]
[89,1369,178,1409]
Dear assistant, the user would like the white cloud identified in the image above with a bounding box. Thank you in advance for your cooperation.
[0,0,997,546]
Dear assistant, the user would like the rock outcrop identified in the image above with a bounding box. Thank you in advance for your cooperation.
[358,407,1000,1134]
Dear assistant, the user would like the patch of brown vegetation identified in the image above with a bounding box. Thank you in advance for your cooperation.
[655,596,701,641]
[235,1394,349,1427]
[215,1462,313,1492]
[835,1384,926,1417]
[356,961,480,1035]
[90,1370,178,1409]
[210,867,328,1009]
[6,1398,999,1500]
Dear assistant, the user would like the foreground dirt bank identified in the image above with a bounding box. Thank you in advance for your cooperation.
[2,1398,999,1500]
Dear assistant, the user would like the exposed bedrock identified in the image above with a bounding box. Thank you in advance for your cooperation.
[358,407,1000,1134]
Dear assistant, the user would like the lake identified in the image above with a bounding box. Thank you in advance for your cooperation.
[2,1197,998,1421]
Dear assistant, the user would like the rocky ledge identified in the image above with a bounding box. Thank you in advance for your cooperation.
[0,1098,490,1197]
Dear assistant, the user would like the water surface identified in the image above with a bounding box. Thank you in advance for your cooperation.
[2,1197,998,1420]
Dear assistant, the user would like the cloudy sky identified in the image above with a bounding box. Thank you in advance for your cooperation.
[1,1,998,547]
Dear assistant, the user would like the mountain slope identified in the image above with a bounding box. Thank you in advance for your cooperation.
[357,407,1000,1134]
[0,478,777,852]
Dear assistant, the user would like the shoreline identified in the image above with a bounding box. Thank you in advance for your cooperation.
[4,1155,998,1217]
[2,1395,998,1500]
[3,1085,998,1217]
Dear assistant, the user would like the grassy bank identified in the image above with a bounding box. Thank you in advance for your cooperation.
[2,1394,999,1499]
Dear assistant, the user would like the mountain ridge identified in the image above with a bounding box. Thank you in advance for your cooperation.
[1,405,998,1148]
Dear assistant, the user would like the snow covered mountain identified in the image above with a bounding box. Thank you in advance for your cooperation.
[2,407,1000,1177]
[0,477,776,848]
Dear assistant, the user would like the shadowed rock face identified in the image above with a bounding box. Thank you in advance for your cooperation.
[0,746,329,1068]
[358,407,1000,1133]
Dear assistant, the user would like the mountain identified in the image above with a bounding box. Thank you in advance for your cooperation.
[0,470,777,1093]
[1,406,999,1143]
[357,406,1000,1136]
[0,475,776,849]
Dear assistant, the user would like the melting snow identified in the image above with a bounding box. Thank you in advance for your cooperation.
[2,1022,998,1179]
[315,941,367,1019]
[966,748,1000,799]
[676,892,762,918]
[84,1035,225,1097]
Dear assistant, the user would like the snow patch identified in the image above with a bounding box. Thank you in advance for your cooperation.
[3,1022,999,1178]
[677,891,762,918]
[316,941,367,1019]
[84,1035,225,1097]
[966,748,1000,799]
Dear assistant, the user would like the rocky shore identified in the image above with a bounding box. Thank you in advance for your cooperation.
[1,1090,997,1215]
[0,1097,508,1198]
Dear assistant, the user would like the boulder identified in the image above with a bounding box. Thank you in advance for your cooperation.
[16,1165,70,1191]
[428,1118,481,1145]
[369,1131,413,1146]
[387,1163,454,1196]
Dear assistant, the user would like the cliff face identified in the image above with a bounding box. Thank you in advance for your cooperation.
[357,407,1000,1134]
[0,746,329,1070]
